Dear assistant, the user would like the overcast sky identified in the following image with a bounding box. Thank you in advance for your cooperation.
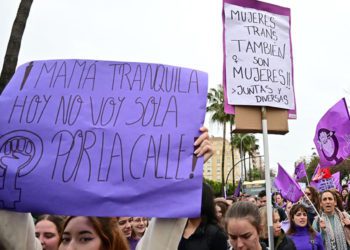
[1,0,350,175]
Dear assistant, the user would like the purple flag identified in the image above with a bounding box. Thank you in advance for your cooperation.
[314,98,350,168]
[294,162,306,181]
[274,163,303,202]
[233,178,242,198]
[0,59,208,218]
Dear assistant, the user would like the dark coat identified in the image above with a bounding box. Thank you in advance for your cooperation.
[178,223,228,250]
[275,230,296,250]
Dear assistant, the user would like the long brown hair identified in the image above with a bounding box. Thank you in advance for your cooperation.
[61,216,129,250]
[287,204,316,238]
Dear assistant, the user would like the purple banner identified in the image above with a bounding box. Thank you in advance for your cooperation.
[313,98,350,168]
[294,162,306,181]
[274,163,303,202]
[0,59,208,217]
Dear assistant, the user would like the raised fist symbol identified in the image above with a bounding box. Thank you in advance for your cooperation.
[0,130,43,208]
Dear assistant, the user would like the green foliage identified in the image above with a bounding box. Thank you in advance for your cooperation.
[204,178,235,197]
[305,155,350,184]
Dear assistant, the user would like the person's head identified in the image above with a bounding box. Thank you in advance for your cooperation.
[215,200,229,222]
[259,206,281,239]
[131,217,147,239]
[305,186,320,211]
[59,216,128,250]
[342,189,349,199]
[320,190,337,215]
[274,193,283,206]
[35,214,64,250]
[225,201,262,250]
[247,196,257,205]
[258,190,266,208]
[116,217,133,238]
[287,204,316,237]
[333,189,344,211]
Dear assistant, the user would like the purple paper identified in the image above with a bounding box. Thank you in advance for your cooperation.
[294,162,306,181]
[222,0,297,119]
[233,178,242,197]
[0,59,208,217]
[274,163,303,202]
[310,172,340,192]
[313,98,350,168]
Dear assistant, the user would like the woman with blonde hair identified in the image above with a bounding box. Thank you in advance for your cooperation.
[259,206,296,249]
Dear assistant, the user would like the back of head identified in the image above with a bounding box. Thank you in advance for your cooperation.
[201,182,219,225]
[225,201,261,234]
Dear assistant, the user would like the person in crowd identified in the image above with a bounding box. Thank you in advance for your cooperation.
[215,199,230,228]
[258,190,267,208]
[59,216,129,250]
[259,190,287,222]
[273,192,286,209]
[35,214,64,250]
[259,206,296,249]
[333,189,345,211]
[301,186,320,225]
[129,217,148,250]
[225,201,268,250]
[136,127,223,250]
[177,182,228,250]
[312,189,350,250]
[281,200,293,232]
[247,196,258,206]
[117,217,134,248]
[287,203,324,250]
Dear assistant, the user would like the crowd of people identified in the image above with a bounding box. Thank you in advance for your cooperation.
[1,127,350,250]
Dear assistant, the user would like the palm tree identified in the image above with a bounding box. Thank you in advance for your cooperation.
[245,135,259,181]
[231,133,259,180]
[207,85,231,196]
[0,0,34,93]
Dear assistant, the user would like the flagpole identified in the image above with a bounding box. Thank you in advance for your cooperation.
[262,107,274,250]
[305,173,310,186]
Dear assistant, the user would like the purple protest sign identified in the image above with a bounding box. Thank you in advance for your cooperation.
[313,98,350,168]
[274,163,303,202]
[0,59,208,218]
[222,0,297,118]
[294,162,306,181]
[310,172,340,192]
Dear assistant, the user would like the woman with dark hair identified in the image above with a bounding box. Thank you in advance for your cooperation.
[301,186,320,225]
[59,216,129,250]
[178,182,228,250]
[287,203,324,250]
[225,201,267,250]
[35,214,64,250]
[136,127,219,250]
[215,199,229,228]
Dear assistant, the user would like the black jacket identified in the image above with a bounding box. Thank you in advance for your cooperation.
[261,230,296,250]
[178,223,228,250]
